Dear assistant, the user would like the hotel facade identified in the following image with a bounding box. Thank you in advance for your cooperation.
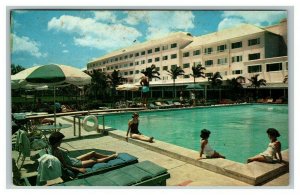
[86,19,288,99]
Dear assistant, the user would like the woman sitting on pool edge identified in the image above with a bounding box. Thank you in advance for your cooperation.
[197,129,225,160]
[49,132,117,174]
[126,112,154,143]
[247,128,282,163]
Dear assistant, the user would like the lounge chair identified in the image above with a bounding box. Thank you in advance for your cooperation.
[275,98,283,104]
[63,152,139,180]
[55,160,170,186]
[149,103,159,109]
[266,98,274,103]
[165,101,176,108]
[23,152,139,185]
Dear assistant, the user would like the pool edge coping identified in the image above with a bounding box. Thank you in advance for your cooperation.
[108,129,289,186]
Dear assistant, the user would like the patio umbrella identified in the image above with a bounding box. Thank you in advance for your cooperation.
[116,84,140,91]
[11,64,91,124]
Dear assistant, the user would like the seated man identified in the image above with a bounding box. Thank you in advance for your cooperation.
[49,132,117,174]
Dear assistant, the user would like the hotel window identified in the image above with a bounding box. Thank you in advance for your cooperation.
[217,44,227,52]
[232,55,243,63]
[129,71,133,75]
[248,65,262,73]
[204,47,213,54]
[205,60,213,66]
[183,63,190,68]
[266,63,282,72]
[130,63,133,66]
[163,66,168,70]
[248,53,260,60]
[205,72,213,77]
[103,68,106,71]
[135,52,139,57]
[115,65,118,69]
[162,45,168,50]
[171,64,177,69]
[124,72,128,76]
[231,41,242,49]
[163,55,168,60]
[115,58,118,61]
[141,51,145,55]
[124,64,128,68]
[183,52,190,57]
[171,54,177,59]
[217,58,227,65]
[155,57,160,62]
[135,61,139,65]
[120,56,123,60]
[129,54,133,58]
[148,59,152,63]
[184,75,190,78]
[286,62,288,70]
[171,43,177,48]
[135,70,139,74]
[248,38,260,46]
[147,49,152,54]
[141,60,145,64]
[232,70,243,75]
[156,67,160,71]
[155,47,160,52]
[193,50,200,56]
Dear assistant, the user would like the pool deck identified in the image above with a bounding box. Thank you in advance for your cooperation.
[12,115,290,187]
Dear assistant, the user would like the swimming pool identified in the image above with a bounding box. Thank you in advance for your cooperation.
[104,104,289,163]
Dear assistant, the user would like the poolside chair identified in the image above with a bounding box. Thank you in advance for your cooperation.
[14,129,48,170]
[55,160,170,186]
[266,98,274,103]
[165,100,176,108]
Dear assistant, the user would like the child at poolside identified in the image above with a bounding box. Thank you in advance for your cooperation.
[49,132,117,173]
[197,129,225,160]
[126,112,154,143]
[247,128,282,163]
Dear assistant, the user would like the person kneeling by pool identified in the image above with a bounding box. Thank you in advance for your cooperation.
[197,129,225,160]
[247,128,282,163]
[49,132,117,174]
[126,112,154,143]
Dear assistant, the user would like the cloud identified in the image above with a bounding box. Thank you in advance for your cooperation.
[218,11,287,30]
[123,11,195,40]
[11,34,46,57]
[93,11,117,23]
[62,50,69,53]
[48,15,142,51]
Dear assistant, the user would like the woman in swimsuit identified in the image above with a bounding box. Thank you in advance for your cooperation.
[126,112,154,143]
[247,128,282,163]
[49,132,117,173]
[197,129,225,160]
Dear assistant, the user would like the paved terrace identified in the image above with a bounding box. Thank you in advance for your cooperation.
[13,114,290,187]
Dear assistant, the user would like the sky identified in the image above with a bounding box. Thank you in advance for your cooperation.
[10,9,287,70]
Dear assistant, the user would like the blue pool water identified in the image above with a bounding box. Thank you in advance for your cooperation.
[104,104,289,163]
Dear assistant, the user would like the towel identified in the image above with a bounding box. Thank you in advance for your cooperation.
[15,130,31,157]
[37,154,62,185]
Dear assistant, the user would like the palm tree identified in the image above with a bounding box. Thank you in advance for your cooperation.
[86,69,110,101]
[248,74,266,100]
[283,75,288,83]
[107,70,126,102]
[166,66,185,98]
[141,64,161,81]
[11,64,25,75]
[190,64,206,85]
[208,72,223,101]
[226,76,245,100]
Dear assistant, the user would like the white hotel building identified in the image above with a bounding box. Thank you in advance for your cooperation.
[86,19,288,98]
